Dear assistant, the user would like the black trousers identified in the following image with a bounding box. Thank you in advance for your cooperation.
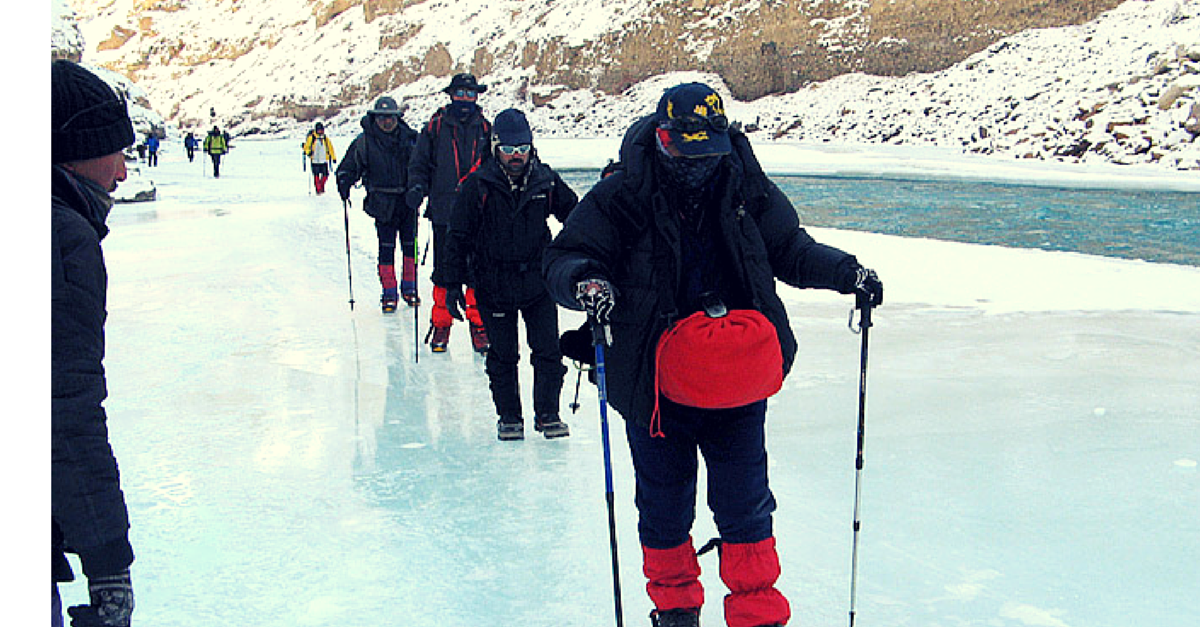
[374,205,417,264]
[478,291,566,418]
[627,398,775,549]
[209,153,222,177]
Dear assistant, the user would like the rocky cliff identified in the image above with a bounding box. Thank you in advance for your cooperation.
[73,0,1123,119]
[64,0,1199,169]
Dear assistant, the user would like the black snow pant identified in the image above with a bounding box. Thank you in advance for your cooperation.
[373,206,418,264]
[210,153,223,177]
[477,290,566,419]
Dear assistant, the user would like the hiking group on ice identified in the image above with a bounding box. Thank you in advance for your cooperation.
[52,62,886,627]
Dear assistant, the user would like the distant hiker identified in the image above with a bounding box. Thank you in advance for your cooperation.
[135,142,146,162]
[436,108,578,440]
[203,125,228,177]
[51,59,137,627]
[145,133,159,167]
[407,72,492,353]
[303,122,337,194]
[337,96,419,313]
[184,131,198,162]
[543,82,884,627]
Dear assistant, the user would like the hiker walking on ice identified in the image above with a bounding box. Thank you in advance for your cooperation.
[407,73,493,354]
[337,97,419,313]
[436,108,577,440]
[543,82,884,627]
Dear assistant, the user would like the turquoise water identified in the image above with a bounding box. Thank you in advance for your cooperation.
[558,171,1200,267]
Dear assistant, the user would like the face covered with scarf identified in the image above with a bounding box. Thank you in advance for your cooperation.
[652,83,733,192]
[654,145,724,191]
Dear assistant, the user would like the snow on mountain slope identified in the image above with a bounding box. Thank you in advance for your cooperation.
[59,0,1200,170]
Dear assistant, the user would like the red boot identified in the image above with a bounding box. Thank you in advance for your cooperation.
[719,537,790,627]
[643,539,704,614]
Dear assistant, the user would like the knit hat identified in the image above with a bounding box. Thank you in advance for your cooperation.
[51,60,135,164]
[492,108,533,146]
[654,82,731,158]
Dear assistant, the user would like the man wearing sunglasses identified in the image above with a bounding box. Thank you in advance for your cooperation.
[407,73,493,353]
[544,83,883,627]
[435,109,578,440]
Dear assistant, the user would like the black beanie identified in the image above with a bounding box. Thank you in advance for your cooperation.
[492,108,533,146]
[52,60,135,164]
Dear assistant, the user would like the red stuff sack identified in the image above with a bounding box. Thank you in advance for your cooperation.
[655,309,783,410]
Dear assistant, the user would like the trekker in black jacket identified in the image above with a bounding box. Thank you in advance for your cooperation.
[337,96,420,312]
[406,73,493,353]
[436,109,578,440]
[51,59,137,627]
[543,83,883,627]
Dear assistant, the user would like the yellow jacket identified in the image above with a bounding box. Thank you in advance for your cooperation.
[303,132,337,164]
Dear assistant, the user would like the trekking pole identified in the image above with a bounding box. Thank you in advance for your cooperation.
[341,199,356,310]
[569,367,583,413]
[589,314,624,627]
[847,296,873,627]
[413,231,420,364]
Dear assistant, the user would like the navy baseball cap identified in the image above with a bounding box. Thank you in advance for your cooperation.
[655,82,731,158]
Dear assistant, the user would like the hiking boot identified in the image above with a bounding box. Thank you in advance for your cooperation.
[469,322,490,354]
[497,415,524,441]
[401,286,421,307]
[534,414,570,439]
[427,324,451,352]
[650,608,700,627]
[381,288,399,314]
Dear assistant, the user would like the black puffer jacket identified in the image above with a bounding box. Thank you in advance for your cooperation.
[437,156,577,310]
[51,165,134,581]
[407,105,492,225]
[337,113,418,223]
[542,115,861,425]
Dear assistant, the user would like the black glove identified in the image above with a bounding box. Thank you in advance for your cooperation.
[445,284,466,321]
[68,570,133,627]
[406,185,425,211]
[575,278,615,325]
[848,266,883,308]
[559,321,596,366]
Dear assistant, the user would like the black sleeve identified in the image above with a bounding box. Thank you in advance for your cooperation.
[436,173,482,287]
[756,181,858,292]
[549,171,579,223]
[336,136,364,196]
[542,182,623,311]
[51,206,134,579]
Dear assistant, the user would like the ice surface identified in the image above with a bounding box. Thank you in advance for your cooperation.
[35,138,1200,626]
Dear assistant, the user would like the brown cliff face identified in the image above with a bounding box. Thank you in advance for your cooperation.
[77,0,1125,115]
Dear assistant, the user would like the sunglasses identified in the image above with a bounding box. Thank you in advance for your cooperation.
[497,144,532,156]
[665,113,730,134]
[451,89,478,99]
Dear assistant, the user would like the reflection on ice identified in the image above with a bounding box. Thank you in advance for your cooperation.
[46,139,1200,627]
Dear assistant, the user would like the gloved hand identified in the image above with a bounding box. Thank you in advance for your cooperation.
[406,185,426,211]
[67,570,133,627]
[445,284,467,321]
[575,278,615,325]
[848,266,883,308]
